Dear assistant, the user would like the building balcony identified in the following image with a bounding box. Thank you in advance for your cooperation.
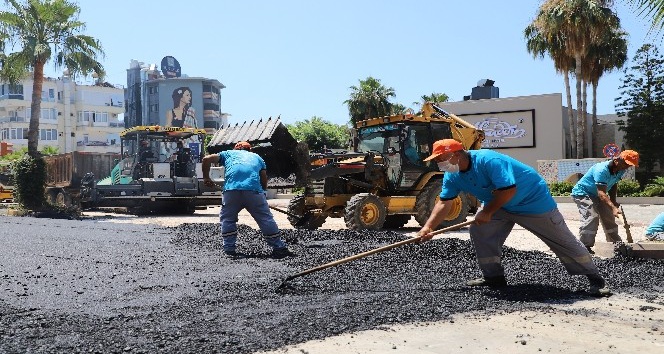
[0,94,25,100]
[0,116,28,123]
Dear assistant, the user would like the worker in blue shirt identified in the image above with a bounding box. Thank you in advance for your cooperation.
[417,139,610,296]
[570,150,640,252]
[645,212,664,241]
[202,141,293,259]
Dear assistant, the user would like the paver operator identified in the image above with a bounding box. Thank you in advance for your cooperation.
[570,150,640,253]
[202,141,293,259]
[417,139,610,296]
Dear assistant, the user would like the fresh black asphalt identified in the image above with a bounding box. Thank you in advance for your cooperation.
[0,215,662,353]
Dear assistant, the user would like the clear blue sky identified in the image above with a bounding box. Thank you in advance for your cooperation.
[44,0,662,126]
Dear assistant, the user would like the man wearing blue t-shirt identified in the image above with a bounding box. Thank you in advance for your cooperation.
[645,212,664,241]
[202,141,293,259]
[571,150,640,252]
[417,139,610,296]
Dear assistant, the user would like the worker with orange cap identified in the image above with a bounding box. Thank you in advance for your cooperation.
[571,149,640,253]
[417,139,610,297]
[202,141,293,259]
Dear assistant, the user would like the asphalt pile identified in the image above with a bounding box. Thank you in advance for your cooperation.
[1,222,662,353]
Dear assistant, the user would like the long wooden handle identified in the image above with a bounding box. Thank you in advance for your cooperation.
[269,205,300,219]
[620,206,633,243]
[284,219,474,282]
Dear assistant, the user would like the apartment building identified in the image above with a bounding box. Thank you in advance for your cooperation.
[125,59,227,131]
[0,73,125,154]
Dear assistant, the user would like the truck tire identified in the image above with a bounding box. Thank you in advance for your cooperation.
[287,195,326,230]
[344,193,386,230]
[382,214,411,229]
[415,180,468,230]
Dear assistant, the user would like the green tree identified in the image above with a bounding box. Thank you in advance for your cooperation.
[287,117,350,153]
[526,18,578,156]
[615,43,664,179]
[0,0,105,157]
[390,103,412,115]
[529,0,619,158]
[584,26,627,156]
[344,77,395,125]
[0,146,59,161]
[0,0,104,211]
[412,92,449,106]
[626,0,664,32]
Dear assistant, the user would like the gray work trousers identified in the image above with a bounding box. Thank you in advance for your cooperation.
[572,195,621,247]
[469,208,599,278]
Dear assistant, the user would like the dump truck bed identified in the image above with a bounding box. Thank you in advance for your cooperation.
[44,152,121,188]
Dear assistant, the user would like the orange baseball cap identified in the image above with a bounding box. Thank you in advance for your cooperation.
[619,149,639,167]
[423,139,464,161]
[234,141,251,150]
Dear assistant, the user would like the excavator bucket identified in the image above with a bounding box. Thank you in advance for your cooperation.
[207,117,310,187]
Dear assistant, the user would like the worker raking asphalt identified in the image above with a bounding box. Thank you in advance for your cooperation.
[1,220,662,353]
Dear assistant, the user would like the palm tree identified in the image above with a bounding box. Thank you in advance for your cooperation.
[626,0,664,32]
[0,0,105,158]
[525,21,577,156]
[344,76,395,125]
[412,92,449,106]
[531,0,618,158]
[583,27,628,156]
[390,103,413,115]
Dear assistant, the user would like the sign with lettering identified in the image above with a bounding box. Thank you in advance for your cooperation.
[458,110,535,149]
[160,56,181,79]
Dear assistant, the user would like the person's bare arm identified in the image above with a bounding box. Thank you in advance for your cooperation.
[597,185,620,217]
[608,184,619,207]
[202,154,219,187]
[165,110,173,127]
[474,187,517,224]
[260,169,268,191]
[418,198,455,241]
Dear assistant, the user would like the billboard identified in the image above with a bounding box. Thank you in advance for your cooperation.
[458,110,536,149]
[161,56,181,78]
[157,83,203,129]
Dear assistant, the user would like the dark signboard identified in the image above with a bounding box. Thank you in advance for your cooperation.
[161,56,181,78]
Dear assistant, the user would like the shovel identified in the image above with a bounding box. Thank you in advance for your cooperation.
[269,205,313,227]
[277,219,474,290]
[619,206,634,243]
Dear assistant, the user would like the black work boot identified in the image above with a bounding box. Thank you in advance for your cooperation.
[271,247,296,259]
[587,274,611,297]
[224,250,246,259]
[466,275,507,287]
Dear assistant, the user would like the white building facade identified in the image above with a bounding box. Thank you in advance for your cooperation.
[0,75,125,154]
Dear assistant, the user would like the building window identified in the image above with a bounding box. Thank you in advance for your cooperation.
[40,129,57,141]
[78,111,95,122]
[8,84,23,95]
[150,104,158,112]
[97,112,108,122]
[39,108,57,120]
[10,128,28,139]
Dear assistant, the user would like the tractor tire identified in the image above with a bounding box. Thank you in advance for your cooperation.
[382,214,411,229]
[415,180,469,230]
[344,193,386,230]
[287,195,326,230]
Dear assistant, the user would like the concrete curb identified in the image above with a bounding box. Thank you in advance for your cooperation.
[553,196,664,205]
[272,194,664,205]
